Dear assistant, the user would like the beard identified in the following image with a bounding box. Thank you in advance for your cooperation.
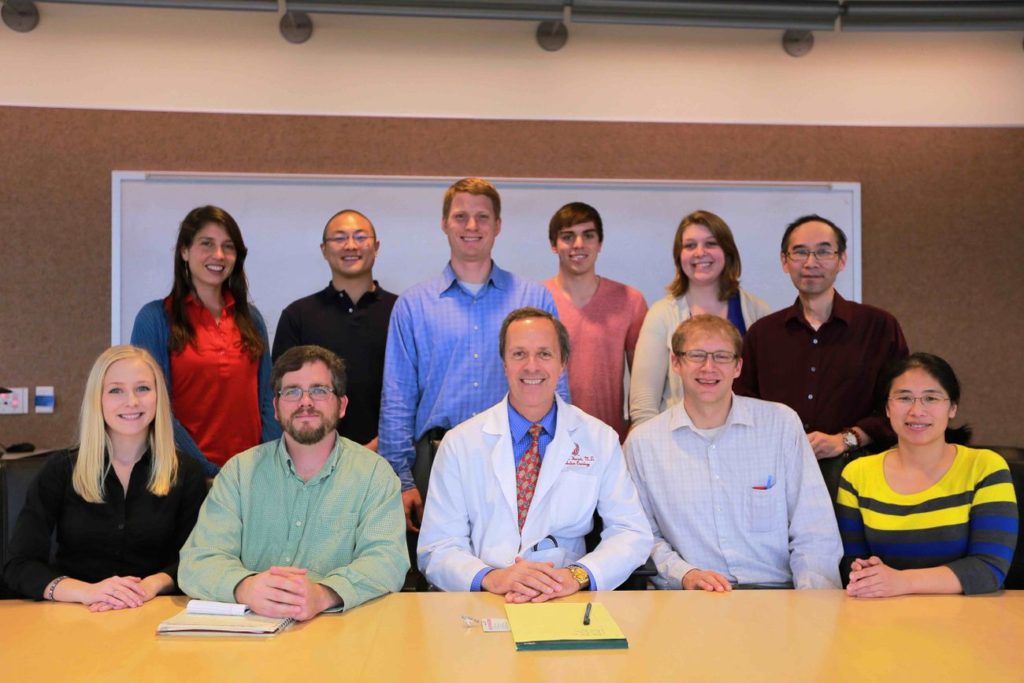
[284,408,337,445]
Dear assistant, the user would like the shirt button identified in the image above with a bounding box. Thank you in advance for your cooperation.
[473,382,479,388]
[807,394,814,400]
[812,339,819,345]
[810,366,816,372]
[117,523,125,530]
[348,308,354,313]
[804,423,810,430]
[473,353,479,359]
[295,521,302,527]
[472,412,477,416]
[473,325,480,331]
[284,557,291,563]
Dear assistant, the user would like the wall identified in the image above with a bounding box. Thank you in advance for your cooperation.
[1,5,1022,449]
[0,5,1022,125]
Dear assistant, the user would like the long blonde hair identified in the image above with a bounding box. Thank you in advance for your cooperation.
[72,345,178,503]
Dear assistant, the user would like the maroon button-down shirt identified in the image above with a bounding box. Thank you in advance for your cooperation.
[734,292,908,447]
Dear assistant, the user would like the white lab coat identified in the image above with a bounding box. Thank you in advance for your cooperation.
[417,395,653,592]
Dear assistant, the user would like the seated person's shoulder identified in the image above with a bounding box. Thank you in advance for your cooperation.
[961,446,1012,479]
[735,394,802,425]
[35,447,75,481]
[339,437,396,472]
[840,451,886,486]
[625,405,676,443]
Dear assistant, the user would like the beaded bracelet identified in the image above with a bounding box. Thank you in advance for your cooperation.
[45,576,68,601]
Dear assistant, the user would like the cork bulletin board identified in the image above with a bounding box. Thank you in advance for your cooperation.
[1,107,1021,449]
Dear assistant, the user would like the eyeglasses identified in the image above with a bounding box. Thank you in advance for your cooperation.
[676,350,739,366]
[277,385,336,402]
[785,247,840,263]
[324,233,373,246]
[888,394,951,408]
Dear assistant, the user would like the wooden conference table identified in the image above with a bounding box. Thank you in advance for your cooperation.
[2,590,1022,682]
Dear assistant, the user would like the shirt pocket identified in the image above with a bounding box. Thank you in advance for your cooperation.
[747,487,781,534]
[309,512,360,573]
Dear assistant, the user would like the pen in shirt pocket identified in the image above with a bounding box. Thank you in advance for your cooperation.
[752,475,775,491]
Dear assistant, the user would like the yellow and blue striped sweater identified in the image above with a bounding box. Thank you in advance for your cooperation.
[837,446,1018,594]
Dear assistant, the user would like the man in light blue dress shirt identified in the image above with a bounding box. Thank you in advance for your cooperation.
[379,178,568,534]
[624,314,842,590]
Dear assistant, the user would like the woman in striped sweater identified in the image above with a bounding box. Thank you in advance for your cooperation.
[837,353,1018,596]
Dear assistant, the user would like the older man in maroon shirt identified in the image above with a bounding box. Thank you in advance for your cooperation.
[735,215,908,478]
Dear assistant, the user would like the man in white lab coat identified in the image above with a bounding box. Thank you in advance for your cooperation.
[417,307,653,601]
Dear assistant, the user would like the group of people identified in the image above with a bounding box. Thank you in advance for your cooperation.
[3,177,1017,619]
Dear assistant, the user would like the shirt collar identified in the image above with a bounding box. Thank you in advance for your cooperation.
[507,400,557,443]
[325,280,381,306]
[184,289,235,313]
[669,393,752,433]
[783,290,850,328]
[275,433,344,485]
[103,447,153,468]
[440,260,509,296]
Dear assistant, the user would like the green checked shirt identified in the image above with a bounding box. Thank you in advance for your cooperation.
[179,436,408,612]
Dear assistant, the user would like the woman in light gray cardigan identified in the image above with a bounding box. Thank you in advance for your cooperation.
[629,210,771,426]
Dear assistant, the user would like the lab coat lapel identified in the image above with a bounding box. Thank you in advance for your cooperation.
[485,397,518,520]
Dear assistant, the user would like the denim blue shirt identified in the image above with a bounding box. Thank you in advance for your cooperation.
[379,261,569,490]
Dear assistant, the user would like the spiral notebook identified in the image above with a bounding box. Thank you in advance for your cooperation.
[157,602,292,637]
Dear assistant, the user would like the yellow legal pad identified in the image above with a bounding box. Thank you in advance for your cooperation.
[504,602,628,651]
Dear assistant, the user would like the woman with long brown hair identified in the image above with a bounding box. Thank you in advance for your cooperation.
[131,205,280,475]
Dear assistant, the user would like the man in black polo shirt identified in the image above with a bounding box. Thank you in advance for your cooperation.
[273,209,397,451]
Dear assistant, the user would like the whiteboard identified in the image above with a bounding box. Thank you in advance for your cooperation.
[112,173,861,345]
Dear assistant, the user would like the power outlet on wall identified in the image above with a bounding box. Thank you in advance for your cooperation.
[0,387,30,415]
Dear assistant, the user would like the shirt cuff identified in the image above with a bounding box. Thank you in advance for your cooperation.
[317,576,352,612]
[396,457,415,491]
[471,567,494,592]
[664,558,698,590]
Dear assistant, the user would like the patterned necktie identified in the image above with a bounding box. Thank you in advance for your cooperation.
[516,424,543,531]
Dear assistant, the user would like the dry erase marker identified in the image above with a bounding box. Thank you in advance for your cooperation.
[583,602,592,626]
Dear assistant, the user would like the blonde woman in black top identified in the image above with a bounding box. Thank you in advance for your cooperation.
[3,346,206,608]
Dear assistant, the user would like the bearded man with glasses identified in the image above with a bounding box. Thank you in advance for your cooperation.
[625,315,842,590]
[735,215,908,494]
[179,345,408,621]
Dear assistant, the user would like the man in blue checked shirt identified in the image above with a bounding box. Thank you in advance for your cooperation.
[624,314,842,590]
[379,177,569,534]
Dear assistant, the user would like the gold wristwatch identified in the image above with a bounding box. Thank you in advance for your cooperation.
[567,564,591,590]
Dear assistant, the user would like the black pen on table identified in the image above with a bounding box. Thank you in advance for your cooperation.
[583,602,592,626]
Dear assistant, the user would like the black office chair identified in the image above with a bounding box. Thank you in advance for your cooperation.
[584,512,655,590]
[0,451,59,598]
[976,446,1024,590]
[403,431,446,592]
